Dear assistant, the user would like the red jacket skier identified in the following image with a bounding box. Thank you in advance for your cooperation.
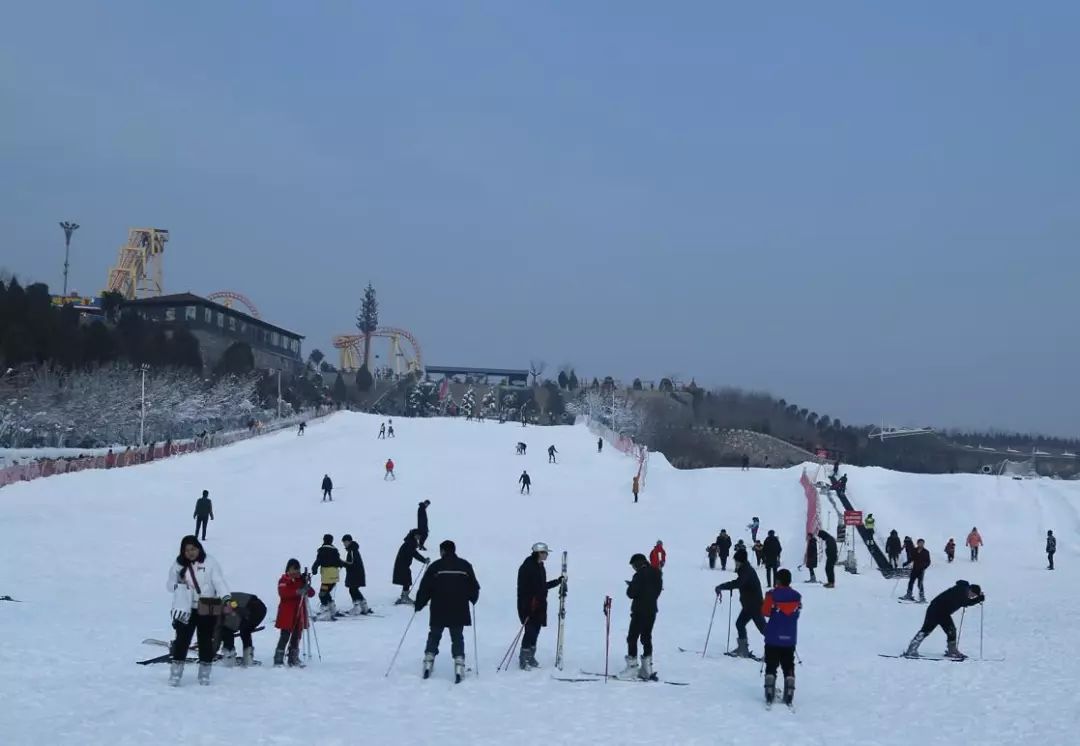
[274,560,315,667]
[649,541,666,570]
[385,459,396,480]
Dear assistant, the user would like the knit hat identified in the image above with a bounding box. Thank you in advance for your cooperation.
[733,548,749,564]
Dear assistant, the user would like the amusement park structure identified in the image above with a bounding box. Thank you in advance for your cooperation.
[333,329,423,375]
[206,291,261,319]
[105,228,169,300]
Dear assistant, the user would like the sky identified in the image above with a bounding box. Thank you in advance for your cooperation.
[2,2,1078,437]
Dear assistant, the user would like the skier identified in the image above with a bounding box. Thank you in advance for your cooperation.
[762,531,782,587]
[761,568,801,707]
[385,458,396,481]
[748,517,760,542]
[274,559,315,667]
[716,529,732,571]
[741,454,750,471]
[903,536,916,565]
[167,535,232,686]
[902,538,931,602]
[393,530,429,605]
[515,542,564,669]
[297,421,306,436]
[219,592,267,667]
[193,490,214,541]
[863,513,876,542]
[516,442,526,455]
[903,580,984,659]
[378,422,386,439]
[519,470,531,495]
[341,534,371,615]
[804,533,818,582]
[885,530,902,568]
[620,552,663,680]
[706,543,718,570]
[321,474,333,502]
[751,540,763,566]
[547,445,558,464]
[597,437,603,453]
[632,475,640,503]
[831,459,840,478]
[649,540,666,570]
[415,539,480,682]
[945,538,956,563]
[311,534,344,620]
[1047,530,1056,570]
[416,499,431,550]
[387,420,395,438]
[715,548,766,658]
[818,529,838,588]
[966,528,983,561]
[835,474,848,499]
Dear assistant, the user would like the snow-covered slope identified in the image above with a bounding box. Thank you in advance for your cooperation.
[1,413,1077,745]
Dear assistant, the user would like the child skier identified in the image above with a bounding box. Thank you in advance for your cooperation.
[274,559,315,667]
[748,517,760,542]
[706,543,718,570]
[385,458,396,480]
[945,538,956,563]
[903,581,984,659]
[761,568,802,707]
[649,540,666,570]
[752,540,764,567]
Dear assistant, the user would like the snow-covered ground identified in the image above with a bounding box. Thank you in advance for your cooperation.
[1,413,1077,745]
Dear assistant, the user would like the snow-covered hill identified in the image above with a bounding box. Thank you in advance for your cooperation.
[1,413,1076,745]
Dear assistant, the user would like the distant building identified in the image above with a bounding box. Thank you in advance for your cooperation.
[120,293,303,373]
[425,365,529,387]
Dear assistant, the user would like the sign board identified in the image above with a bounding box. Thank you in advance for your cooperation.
[843,510,863,526]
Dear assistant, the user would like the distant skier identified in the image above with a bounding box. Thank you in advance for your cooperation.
[762,530,782,587]
[817,529,838,588]
[297,421,306,436]
[831,459,840,478]
[748,517,760,542]
[321,474,333,502]
[619,552,663,681]
[741,454,750,471]
[519,470,531,495]
[378,422,386,439]
[219,592,267,667]
[417,499,431,550]
[885,530,902,568]
[945,538,956,563]
[902,581,984,659]
[597,437,603,453]
[385,458,396,481]
[761,568,802,707]
[752,540,764,567]
[903,536,916,565]
[966,528,982,561]
[902,538,931,602]
[716,548,766,658]
[1047,530,1056,570]
[632,475,640,503]
[341,534,371,615]
[393,530,428,605]
[387,420,395,438]
[516,442,526,455]
[193,490,214,541]
[804,533,818,582]
[649,540,666,570]
[716,530,732,570]
[863,513,876,542]
[416,539,480,683]
[516,542,564,669]
[273,559,315,667]
[547,445,558,464]
[706,542,718,570]
[311,534,344,620]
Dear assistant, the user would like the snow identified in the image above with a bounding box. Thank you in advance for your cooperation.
[1,412,1077,745]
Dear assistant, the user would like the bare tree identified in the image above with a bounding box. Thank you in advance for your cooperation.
[529,359,547,387]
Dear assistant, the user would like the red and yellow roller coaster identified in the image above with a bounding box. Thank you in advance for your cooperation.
[333,328,423,374]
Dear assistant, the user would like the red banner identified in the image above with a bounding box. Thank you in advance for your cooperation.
[800,470,820,537]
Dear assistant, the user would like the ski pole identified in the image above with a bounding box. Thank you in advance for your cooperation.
[384,610,417,677]
[702,593,720,658]
[979,602,984,660]
[725,591,733,653]
[472,604,480,678]
[957,607,966,650]
[603,596,612,683]
[307,599,322,661]
[497,621,526,672]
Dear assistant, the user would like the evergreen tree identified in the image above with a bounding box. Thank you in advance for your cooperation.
[557,370,569,390]
[356,283,379,370]
[355,364,374,392]
[568,369,579,390]
[461,387,476,419]
[332,372,347,404]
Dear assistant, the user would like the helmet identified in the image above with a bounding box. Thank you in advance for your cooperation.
[532,542,550,554]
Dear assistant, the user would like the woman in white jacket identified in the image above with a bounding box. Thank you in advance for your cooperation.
[167,535,232,686]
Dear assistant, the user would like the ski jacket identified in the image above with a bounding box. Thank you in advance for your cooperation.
[748,519,760,532]
[1047,536,1057,553]
[517,554,561,626]
[393,533,426,587]
[312,544,344,585]
[905,547,931,572]
[706,544,718,558]
[762,586,801,647]
[168,555,230,607]
[716,534,732,555]
[344,544,366,587]
[193,496,213,519]
[903,539,916,563]
[945,540,956,556]
[321,476,333,491]
[548,446,557,455]
[762,535,782,563]
[417,503,429,533]
[649,545,666,569]
[519,472,531,486]
[415,553,480,627]
[626,564,662,616]
[386,459,395,472]
[632,476,639,493]
[818,530,838,562]
[928,580,983,617]
[717,563,764,610]
[886,534,902,556]
[804,536,818,569]
[864,516,876,532]
[275,573,314,630]
[966,531,983,548]
[222,592,267,634]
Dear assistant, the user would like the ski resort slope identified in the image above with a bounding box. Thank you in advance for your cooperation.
[1,413,1077,745]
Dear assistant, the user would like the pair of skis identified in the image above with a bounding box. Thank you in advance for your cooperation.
[554,551,567,671]
[553,670,689,686]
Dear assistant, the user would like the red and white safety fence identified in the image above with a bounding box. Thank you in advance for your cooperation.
[585,418,649,489]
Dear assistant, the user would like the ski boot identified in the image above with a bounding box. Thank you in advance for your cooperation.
[618,655,639,678]
[359,599,372,615]
[732,637,754,658]
[783,676,796,706]
[221,649,237,668]
[918,592,926,603]
[823,582,835,589]
[394,591,414,606]
[454,656,466,684]
[288,648,305,668]
[423,653,435,679]
[197,662,211,686]
[315,604,335,621]
[273,647,286,667]
[900,592,915,601]
[764,674,776,705]
[168,661,184,687]
[518,646,539,670]
[329,601,338,617]
[637,656,654,681]
[242,647,255,667]
[945,640,967,660]
[904,631,926,658]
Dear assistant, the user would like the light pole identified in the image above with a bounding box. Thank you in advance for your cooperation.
[276,368,283,418]
[59,221,79,296]
[139,363,150,446]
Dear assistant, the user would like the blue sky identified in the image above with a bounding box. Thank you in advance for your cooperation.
[2,2,1078,436]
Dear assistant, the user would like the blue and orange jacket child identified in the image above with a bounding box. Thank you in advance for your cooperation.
[761,586,802,647]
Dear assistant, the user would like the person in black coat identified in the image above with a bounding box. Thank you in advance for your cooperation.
[516,542,564,669]
[716,549,766,657]
[341,534,370,615]
[218,592,267,667]
[519,471,532,495]
[902,538,931,602]
[193,490,213,540]
[818,530,838,588]
[312,535,345,619]
[415,540,480,681]
[903,536,916,565]
[321,475,333,502]
[904,580,984,658]
[621,553,663,680]
[804,533,818,582]
[885,530,902,569]
[416,500,431,550]
[762,530,783,587]
[716,530,733,571]
[393,530,428,604]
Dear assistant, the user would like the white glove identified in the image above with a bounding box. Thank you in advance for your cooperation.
[172,608,190,624]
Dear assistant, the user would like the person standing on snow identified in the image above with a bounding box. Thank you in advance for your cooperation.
[519,470,531,495]
[945,538,956,563]
[193,490,214,541]
[619,552,663,681]
[903,536,916,565]
[167,535,232,686]
[903,581,984,659]
[706,542,718,570]
[387,420,395,438]
[752,540,764,567]
[902,538,931,602]
[297,421,306,436]
[393,530,429,605]
[321,474,333,502]
[547,445,558,463]
[748,517,760,542]
[416,539,480,683]
[341,534,371,615]
[863,513,876,542]
[804,533,819,582]
[1046,530,1057,570]
[761,568,802,707]
[632,475,640,503]
[650,540,666,570]
[966,528,983,561]
[597,437,603,453]
[311,534,345,620]
[273,559,315,667]
[716,530,733,570]
[416,500,431,550]
[818,529,838,588]
[378,422,386,439]
[384,458,396,481]
[515,542,564,670]
[715,548,766,658]
[762,531,782,586]
[885,530,902,568]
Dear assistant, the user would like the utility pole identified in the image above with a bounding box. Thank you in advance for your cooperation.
[59,221,79,296]
[139,363,150,446]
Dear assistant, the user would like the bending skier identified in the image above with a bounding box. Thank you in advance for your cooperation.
[515,542,564,669]
[219,592,267,667]
[715,548,766,658]
[903,580,984,659]
[393,530,429,605]
[620,552,663,680]
[762,569,801,707]
[818,529,838,588]
[415,539,480,683]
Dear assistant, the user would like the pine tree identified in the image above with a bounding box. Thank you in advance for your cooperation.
[356,283,379,370]
[462,387,476,420]
[568,370,579,391]
[332,372,347,404]
[355,364,374,392]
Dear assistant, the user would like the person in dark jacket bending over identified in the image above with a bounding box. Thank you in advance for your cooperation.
[393,530,429,605]
[416,500,431,551]
[193,490,214,541]
[903,581,984,659]
[716,548,766,658]
[321,474,333,502]
[619,552,663,680]
[902,538,931,602]
[219,592,267,667]
[516,542,564,669]
[762,569,802,707]
[818,529,838,588]
[341,534,371,615]
[762,530,782,587]
[415,539,480,683]
[885,530,902,569]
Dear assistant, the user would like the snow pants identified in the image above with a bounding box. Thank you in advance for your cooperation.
[322,489,332,501]
[425,625,465,658]
[522,619,543,650]
[719,554,729,571]
[765,562,778,587]
[887,552,900,568]
[970,547,979,561]
[319,582,336,606]
[172,612,217,663]
[1048,551,1055,570]
[907,569,925,596]
[824,559,836,585]
[627,612,656,658]
[764,645,795,678]
[919,608,957,643]
[735,606,767,640]
[276,628,302,657]
[348,586,367,603]
[708,555,716,570]
[195,516,209,540]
